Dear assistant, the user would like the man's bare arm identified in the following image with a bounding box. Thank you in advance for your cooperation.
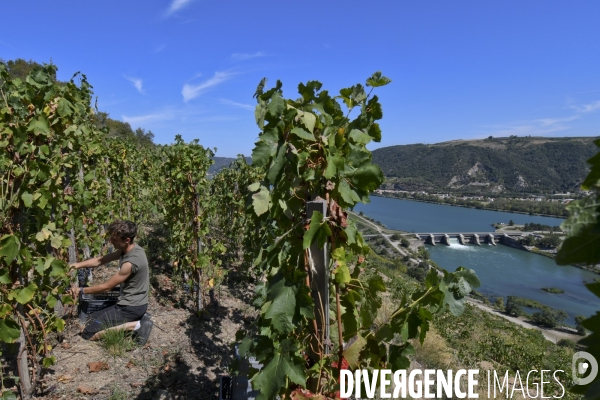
[75,262,132,295]
[71,250,122,270]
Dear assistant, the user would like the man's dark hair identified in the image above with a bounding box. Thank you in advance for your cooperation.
[107,221,137,243]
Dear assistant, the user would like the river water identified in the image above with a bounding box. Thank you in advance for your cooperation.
[354,196,600,323]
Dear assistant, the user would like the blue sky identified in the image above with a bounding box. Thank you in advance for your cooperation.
[2,1,600,157]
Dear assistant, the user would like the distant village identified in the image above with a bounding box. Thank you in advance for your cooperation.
[374,189,579,205]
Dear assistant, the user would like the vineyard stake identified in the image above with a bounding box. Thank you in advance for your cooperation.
[306,200,330,360]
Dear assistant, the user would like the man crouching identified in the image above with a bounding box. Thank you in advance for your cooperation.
[70,221,153,344]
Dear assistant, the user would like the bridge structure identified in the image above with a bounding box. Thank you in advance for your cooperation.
[414,232,523,246]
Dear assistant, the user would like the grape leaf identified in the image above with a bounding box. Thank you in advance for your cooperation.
[14,283,37,305]
[252,186,271,216]
[303,212,323,249]
[0,235,20,263]
[342,335,366,368]
[252,352,306,400]
[265,277,297,334]
[0,318,20,343]
[366,71,392,88]
[27,117,49,135]
[290,127,315,141]
[21,192,33,207]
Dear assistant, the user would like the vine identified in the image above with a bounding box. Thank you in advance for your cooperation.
[237,74,479,399]
[160,136,223,311]
[210,156,264,276]
[556,138,600,399]
[0,64,111,398]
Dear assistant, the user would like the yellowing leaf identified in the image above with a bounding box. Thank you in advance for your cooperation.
[252,186,271,216]
[50,235,64,249]
[342,335,367,368]
[296,110,316,133]
[54,318,65,332]
[35,228,52,242]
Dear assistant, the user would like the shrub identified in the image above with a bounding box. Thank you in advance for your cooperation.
[408,263,428,282]
[494,297,504,310]
[575,315,587,335]
[531,309,568,329]
[538,234,561,248]
[392,258,408,274]
[521,235,536,246]
[505,296,523,316]
[400,238,410,248]
[557,339,576,349]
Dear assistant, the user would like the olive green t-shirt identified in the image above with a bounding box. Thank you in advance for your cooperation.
[117,244,149,306]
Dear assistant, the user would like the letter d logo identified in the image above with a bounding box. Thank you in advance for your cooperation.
[572,351,598,385]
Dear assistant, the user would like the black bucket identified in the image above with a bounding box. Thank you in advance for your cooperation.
[78,289,120,322]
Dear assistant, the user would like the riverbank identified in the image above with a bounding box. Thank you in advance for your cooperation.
[494,228,600,275]
[466,298,581,343]
[372,193,567,219]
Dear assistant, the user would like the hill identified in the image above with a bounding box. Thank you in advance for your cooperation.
[208,156,252,174]
[372,136,598,195]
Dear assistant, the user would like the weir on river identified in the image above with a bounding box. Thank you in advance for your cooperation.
[414,232,523,246]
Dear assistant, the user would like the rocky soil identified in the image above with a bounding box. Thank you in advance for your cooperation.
[10,265,257,400]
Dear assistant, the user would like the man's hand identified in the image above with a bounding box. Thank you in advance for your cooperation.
[68,264,78,276]
[69,282,80,300]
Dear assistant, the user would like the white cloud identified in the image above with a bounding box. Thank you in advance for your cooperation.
[535,115,580,127]
[154,44,166,53]
[188,72,203,81]
[219,98,254,110]
[122,113,171,125]
[571,100,600,114]
[484,122,571,137]
[231,52,265,61]
[166,0,194,15]
[482,98,600,137]
[182,71,235,102]
[0,40,15,49]
[124,76,144,94]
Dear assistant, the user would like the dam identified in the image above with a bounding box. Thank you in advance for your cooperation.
[414,232,523,246]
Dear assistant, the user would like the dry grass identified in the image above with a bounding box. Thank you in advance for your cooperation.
[412,328,455,370]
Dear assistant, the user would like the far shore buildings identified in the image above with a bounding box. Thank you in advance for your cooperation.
[374,189,576,204]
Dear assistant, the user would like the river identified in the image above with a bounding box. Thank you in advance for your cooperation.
[354,196,600,323]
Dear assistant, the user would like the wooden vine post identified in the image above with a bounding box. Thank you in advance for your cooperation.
[306,199,329,361]
[194,190,204,312]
